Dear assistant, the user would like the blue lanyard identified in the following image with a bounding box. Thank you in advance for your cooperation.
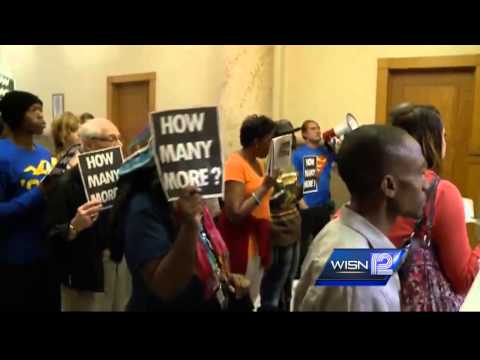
[199,223,221,276]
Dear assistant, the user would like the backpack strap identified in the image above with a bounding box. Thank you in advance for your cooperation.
[412,175,440,246]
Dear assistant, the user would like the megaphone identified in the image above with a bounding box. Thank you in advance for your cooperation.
[322,113,359,151]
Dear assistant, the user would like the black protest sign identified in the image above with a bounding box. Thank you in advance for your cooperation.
[78,146,124,210]
[0,74,14,99]
[150,107,223,201]
[303,156,318,194]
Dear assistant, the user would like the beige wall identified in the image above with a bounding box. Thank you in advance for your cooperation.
[3,44,480,136]
[0,45,225,134]
[278,45,480,129]
[219,45,274,154]
[0,45,276,156]
[277,45,480,207]
[3,45,480,206]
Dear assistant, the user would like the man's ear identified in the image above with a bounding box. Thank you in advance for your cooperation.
[381,174,397,199]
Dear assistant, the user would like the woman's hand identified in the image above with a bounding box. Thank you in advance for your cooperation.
[174,186,204,227]
[262,169,281,190]
[227,273,251,299]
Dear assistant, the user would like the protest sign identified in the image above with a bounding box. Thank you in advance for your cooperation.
[303,155,318,194]
[150,107,223,201]
[78,146,124,210]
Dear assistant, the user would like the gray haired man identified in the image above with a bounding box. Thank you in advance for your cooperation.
[47,118,131,311]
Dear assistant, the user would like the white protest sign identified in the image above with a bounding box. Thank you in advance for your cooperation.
[267,134,293,176]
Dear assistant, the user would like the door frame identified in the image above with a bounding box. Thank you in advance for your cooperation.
[375,54,480,154]
[107,72,156,123]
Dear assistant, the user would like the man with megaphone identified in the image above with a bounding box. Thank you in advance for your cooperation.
[292,114,359,275]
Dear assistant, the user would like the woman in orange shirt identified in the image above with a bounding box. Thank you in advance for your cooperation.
[217,115,279,307]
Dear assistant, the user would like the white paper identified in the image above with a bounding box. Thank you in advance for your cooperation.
[267,134,293,176]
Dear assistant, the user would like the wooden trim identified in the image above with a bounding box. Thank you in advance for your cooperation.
[107,72,156,84]
[378,55,480,70]
[148,75,156,112]
[470,65,480,155]
[375,67,389,124]
[375,54,480,127]
[107,72,156,121]
[107,77,113,122]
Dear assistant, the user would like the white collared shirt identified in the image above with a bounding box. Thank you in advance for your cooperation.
[294,206,401,312]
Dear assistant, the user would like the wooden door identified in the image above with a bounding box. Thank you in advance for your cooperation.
[376,55,480,246]
[388,69,474,192]
[107,73,156,156]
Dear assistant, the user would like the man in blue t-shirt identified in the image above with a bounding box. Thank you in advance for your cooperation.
[0,90,59,311]
[292,120,336,273]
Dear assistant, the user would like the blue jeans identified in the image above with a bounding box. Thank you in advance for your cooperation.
[260,241,300,311]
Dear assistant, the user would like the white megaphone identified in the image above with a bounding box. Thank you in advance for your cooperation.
[322,113,359,151]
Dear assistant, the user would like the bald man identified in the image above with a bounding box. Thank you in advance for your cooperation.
[294,125,428,311]
[47,118,131,312]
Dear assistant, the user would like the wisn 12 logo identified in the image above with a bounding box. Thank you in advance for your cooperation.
[315,249,405,286]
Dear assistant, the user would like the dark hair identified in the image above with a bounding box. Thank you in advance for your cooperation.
[275,119,297,150]
[240,114,276,148]
[387,103,414,124]
[337,125,409,199]
[79,112,95,124]
[301,120,318,140]
[0,90,43,131]
[390,105,443,173]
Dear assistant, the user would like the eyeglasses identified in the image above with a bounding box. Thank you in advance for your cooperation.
[89,134,122,143]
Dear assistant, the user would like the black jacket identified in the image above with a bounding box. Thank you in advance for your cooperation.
[47,166,109,292]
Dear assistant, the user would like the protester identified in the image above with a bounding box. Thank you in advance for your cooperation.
[0,90,60,311]
[217,115,279,307]
[47,118,131,311]
[109,146,251,311]
[389,104,480,307]
[292,120,335,274]
[294,125,428,311]
[51,111,81,158]
[259,119,302,311]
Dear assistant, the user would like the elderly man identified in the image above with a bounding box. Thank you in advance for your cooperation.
[47,118,131,311]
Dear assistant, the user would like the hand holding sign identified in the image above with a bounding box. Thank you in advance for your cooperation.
[263,169,281,190]
[174,186,205,227]
[71,200,103,233]
[266,134,293,177]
